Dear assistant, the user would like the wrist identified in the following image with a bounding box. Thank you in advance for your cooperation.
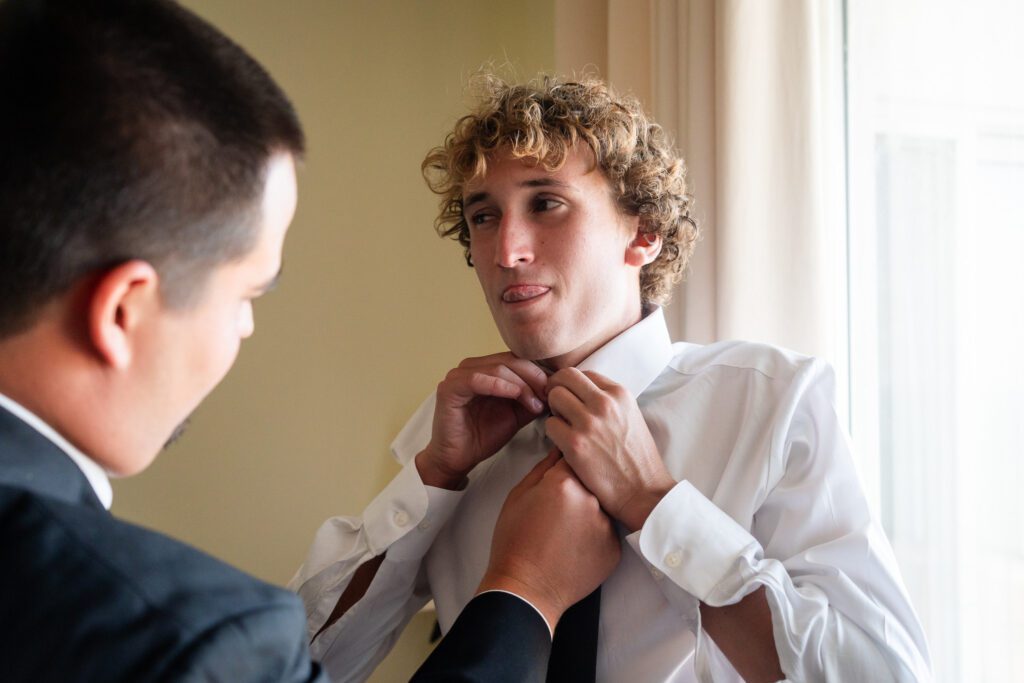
[415,449,467,490]
[620,476,676,532]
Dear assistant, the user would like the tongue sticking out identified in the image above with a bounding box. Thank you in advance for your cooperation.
[503,286,550,303]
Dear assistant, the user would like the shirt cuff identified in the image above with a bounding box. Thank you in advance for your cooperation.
[362,457,463,562]
[477,590,554,638]
[636,479,763,606]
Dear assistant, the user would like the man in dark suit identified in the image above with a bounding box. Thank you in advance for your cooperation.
[0,0,621,680]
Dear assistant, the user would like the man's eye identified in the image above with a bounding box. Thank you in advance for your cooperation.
[470,212,496,226]
[532,197,561,212]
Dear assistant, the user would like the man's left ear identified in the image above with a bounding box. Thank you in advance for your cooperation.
[87,260,161,370]
[626,229,662,267]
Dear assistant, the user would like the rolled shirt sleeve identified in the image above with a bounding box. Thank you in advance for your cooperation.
[627,360,932,682]
[289,455,463,683]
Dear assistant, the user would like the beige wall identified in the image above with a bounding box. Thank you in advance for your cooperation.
[111,1,553,679]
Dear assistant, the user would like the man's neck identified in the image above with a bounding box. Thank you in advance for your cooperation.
[539,305,649,371]
[0,323,118,491]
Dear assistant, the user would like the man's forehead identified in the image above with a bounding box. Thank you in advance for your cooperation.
[462,148,598,197]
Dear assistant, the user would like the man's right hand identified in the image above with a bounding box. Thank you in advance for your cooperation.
[477,450,622,631]
[415,353,548,490]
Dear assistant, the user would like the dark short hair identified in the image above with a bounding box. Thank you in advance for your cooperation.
[0,0,305,337]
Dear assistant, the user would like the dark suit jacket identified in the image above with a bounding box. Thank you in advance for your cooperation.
[0,406,328,682]
[410,590,552,682]
[0,405,552,682]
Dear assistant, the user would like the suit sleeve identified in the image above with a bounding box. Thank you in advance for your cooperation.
[411,591,551,683]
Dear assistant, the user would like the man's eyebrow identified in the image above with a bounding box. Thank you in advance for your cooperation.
[463,191,489,209]
[462,179,572,210]
[521,178,570,189]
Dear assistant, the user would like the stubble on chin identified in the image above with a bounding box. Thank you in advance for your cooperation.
[162,416,192,450]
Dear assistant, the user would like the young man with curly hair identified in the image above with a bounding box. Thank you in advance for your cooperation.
[294,76,931,682]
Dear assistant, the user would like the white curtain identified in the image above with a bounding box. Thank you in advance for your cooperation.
[556,0,848,372]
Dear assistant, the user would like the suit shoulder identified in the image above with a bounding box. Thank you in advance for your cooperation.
[20,488,295,614]
[162,598,326,682]
[0,486,308,681]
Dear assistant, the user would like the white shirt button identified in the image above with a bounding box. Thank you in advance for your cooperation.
[664,550,682,568]
[417,519,431,531]
[650,567,664,580]
[393,510,410,527]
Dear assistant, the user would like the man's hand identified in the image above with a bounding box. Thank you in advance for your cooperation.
[416,353,548,490]
[545,368,676,532]
[478,450,621,630]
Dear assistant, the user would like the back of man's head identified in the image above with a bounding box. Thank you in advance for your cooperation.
[0,0,305,338]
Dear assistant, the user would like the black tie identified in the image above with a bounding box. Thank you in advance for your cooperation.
[546,585,601,682]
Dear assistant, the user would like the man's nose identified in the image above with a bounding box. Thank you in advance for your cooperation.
[495,214,534,268]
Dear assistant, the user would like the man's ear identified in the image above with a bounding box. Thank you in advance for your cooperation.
[626,228,662,268]
[88,260,161,369]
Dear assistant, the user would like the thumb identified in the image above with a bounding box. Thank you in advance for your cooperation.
[516,448,562,490]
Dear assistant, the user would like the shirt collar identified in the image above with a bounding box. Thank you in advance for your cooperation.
[0,391,113,509]
[574,306,674,399]
[533,306,674,441]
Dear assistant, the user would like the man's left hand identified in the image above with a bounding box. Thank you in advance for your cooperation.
[545,368,677,532]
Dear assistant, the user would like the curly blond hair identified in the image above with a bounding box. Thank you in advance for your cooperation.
[421,74,698,305]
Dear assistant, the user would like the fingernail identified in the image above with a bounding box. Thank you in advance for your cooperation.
[530,397,544,412]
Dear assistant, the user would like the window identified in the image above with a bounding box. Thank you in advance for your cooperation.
[846,1,1024,680]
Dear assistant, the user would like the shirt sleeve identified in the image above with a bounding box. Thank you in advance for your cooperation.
[627,359,932,682]
[288,456,463,683]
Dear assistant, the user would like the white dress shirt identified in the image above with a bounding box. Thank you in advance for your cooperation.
[291,308,931,682]
[0,391,112,509]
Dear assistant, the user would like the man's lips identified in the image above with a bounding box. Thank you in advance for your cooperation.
[502,285,551,303]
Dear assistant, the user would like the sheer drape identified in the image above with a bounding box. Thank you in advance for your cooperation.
[556,0,847,369]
